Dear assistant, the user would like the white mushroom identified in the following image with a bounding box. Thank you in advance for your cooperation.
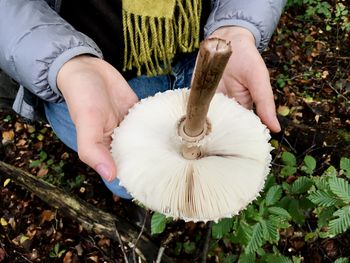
[111,38,272,222]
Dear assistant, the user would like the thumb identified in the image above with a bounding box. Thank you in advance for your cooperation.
[75,115,116,182]
[255,98,281,133]
[248,71,281,133]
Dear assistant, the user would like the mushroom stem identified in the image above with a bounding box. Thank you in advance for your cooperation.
[179,38,232,159]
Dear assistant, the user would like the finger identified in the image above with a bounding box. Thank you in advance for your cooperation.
[216,80,227,95]
[75,112,117,182]
[248,70,281,133]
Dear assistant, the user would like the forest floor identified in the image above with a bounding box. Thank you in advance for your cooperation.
[0,2,349,262]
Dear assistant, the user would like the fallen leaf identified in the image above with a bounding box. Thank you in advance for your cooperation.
[0,247,5,262]
[19,235,29,244]
[14,122,24,132]
[37,167,49,177]
[0,218,8,227]
[98,236,110,248]
[88,256,99,263]
[2,130,14,144]
[277,105,290,116]
[112,195,120,202]
[322,70,329,79]
[36,134,44,141]
[270,139,279,149]
[8,218,16,230]
[305,34,314,42]
[63,251,73,263]
[40,210,56,224]
[26,125,36,133]
[75,243,83,256]
[315,115,320,123]
[33,142,43,150]
[16,139,27,147]
[3,178,11,187]
[28,249,38,260]
[61,152,70,160]
[26,225,37,239]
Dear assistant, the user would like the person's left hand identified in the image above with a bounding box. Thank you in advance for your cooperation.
[209,26,281,133]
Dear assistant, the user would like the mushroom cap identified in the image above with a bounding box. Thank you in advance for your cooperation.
[111,89,272,222]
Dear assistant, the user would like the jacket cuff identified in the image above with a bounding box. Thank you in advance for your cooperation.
[48,46,103,98]
[204,19,261,49]
[204,0,286,52]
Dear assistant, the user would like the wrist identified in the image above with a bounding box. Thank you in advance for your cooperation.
[209,26,256,46]
[57,55,104,94]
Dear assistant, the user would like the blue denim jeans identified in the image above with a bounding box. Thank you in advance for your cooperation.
[44,52,196,199]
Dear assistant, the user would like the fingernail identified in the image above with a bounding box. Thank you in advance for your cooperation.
[96,163,113,181]
[274,116,281,132]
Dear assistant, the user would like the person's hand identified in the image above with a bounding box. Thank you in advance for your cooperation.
[209,26,281,133]
[57,55,138,181]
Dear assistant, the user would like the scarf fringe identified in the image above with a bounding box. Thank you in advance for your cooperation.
[123,0,202,76]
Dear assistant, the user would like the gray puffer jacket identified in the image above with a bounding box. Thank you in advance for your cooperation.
[0,0,286,120]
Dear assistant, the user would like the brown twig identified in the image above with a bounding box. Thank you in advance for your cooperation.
[201,222,213,263]
[0,161,174,263]
[115,227,129,263]
[132,210,150,263]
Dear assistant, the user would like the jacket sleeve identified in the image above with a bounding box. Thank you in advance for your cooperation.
[204,0,286,52]
[0,0,103,103]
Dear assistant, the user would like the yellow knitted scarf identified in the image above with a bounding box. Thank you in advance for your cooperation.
[122,0,202,76]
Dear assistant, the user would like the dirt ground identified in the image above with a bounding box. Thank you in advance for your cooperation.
[0,2,350,262]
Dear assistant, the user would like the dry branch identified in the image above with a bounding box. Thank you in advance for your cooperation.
[0,160,173,263]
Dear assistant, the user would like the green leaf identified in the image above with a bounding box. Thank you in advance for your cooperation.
[334,257,349,263]
[298,196,315,210]
[308,190,342,207]
[29,159,42,168]
[261,219,279,244]
[263,253,293,263]
[256,248,266,256]
[329,206,350,235]
[268,215,290,229]
[19,235,29,244]
[245,223,264,253]
[281,166,297,177]
[258,199,267,217]
[57,249,66,258]
[212,218,233,239]
[183,241,196,254]
[265,185,283,206]
[54,243,59,253]
[340,157,350,179]
[264,174,276,192]
[151,212,167,235]
[220,254,238,263]
[290,177,313,194]
[231,220,253,245]
[313,176,331,190]
[292,256,302,263]
[301,155,316,175]
[304,232,317,242]
[244,205,260,221]
[268,207,291,220]
[329,177,350,203]
[317,206,336,229]
[174,242,182,256]
[322,165,337,177]
[239,252,256,263]
[288,199,305,224]
[39,150,48,161]
[282,152,296,166]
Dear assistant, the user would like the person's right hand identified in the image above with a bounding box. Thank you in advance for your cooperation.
[57,55,138,182]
